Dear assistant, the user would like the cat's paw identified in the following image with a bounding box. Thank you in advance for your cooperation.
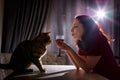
[40,68,46,72]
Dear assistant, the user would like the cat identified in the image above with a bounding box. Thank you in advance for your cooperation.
[0,32,51,73]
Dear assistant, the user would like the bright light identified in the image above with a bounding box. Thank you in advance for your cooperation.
[96,10,106,19]
[88,6,113,21]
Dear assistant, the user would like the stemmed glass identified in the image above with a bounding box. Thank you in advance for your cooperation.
[56,35,64,57]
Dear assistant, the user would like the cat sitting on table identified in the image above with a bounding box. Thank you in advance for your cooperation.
[0,32,51,73]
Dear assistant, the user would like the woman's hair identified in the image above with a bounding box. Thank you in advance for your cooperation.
[75,15,114,51]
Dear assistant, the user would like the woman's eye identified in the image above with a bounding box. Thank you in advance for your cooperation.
[74,26,78,28]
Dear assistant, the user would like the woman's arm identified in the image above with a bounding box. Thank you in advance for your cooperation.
[66,47,101,72]
[56,40,101,72]
[65,50,79,70]
[66,48,88,71]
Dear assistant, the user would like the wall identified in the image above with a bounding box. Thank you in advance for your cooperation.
[0,0,4,53]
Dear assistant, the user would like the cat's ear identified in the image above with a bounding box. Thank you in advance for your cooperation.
[39,32,51,36]
[46,32,51,35]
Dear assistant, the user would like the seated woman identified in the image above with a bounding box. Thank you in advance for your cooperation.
[56,15,120,80]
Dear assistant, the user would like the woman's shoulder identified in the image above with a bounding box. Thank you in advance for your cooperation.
[78,34,109,56]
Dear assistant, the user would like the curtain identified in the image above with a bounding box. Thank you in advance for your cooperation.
[1,0,50,52]
[114,0,120,62]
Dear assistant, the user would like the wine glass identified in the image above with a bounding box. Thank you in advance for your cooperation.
[56,35,64,57]
[56,35,64,41]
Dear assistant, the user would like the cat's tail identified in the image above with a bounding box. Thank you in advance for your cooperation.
[0,63,11,69]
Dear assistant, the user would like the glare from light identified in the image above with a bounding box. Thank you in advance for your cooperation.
[88,6,113,22]
[96,10,106,19]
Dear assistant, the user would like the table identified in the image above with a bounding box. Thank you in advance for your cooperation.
[6,65,109,80]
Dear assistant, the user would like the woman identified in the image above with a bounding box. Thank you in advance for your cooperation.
[56,15,120,80]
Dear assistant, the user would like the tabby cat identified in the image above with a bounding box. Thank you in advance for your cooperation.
[0,32,51,73]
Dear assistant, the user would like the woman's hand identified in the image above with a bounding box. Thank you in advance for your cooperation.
[56,39,71,51]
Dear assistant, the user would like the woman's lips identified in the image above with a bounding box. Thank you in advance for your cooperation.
[72,33,74,36]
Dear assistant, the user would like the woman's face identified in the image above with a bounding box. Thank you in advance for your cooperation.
[71,19,84,40]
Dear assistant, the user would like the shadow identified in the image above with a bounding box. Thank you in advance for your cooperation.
[4,69,76,80]
[4,68,108,80]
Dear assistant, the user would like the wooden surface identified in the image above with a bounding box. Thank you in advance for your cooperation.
[6,65,109,80]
